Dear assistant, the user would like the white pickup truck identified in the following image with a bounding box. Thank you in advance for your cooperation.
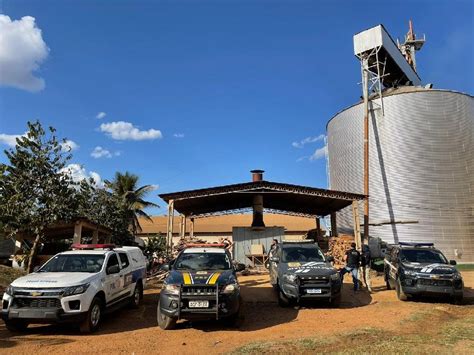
[2,244,147,333]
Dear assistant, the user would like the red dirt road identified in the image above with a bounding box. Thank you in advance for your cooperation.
[1,272,473,354]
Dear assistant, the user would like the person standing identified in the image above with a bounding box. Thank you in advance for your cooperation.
[339,242,361,291]
[360,241,372,292]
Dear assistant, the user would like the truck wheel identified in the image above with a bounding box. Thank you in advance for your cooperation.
[396,279,408,301]
[80,296,103,333]
[451,295,463,305]
[157,299,177,330]
[223,306,241,327]
[331,293,342,308]
[278,289,291,307]
[5,320,29,332]
[130,281,143,308]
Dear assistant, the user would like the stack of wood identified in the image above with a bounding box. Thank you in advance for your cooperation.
[172,236,209,255]
[328,234,355,267]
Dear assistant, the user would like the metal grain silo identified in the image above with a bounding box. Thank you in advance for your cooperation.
[327,87,474,262]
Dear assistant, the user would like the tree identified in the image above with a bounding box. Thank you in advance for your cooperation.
[0,121,77,272]
[143,234,167,259]
[106,172,158,235]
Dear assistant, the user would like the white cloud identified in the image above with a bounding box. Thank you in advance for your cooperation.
[91,146,120,158]
[96,112,106,119]
[60,163,103,187]
[61,140,79,152]
[309,146,328,161]
[99,121,162,141]
[0,15,49,92]
[173,133,184,138]
[149,184,159,190]
[292,134,325,148]
[0,133,25,147]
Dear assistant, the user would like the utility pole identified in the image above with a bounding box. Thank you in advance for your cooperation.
[362,57,370,241]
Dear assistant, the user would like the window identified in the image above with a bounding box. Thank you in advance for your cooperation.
[39,254,105,273]
[282,246,325,263]
[107,254,119,269]
[119,253,130,268]
[174,252,231,271]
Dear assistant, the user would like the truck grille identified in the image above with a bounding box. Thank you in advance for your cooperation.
[418,279,452,287]
[13,297,62,309]
[299,277,329,286]
[181,285,218,296]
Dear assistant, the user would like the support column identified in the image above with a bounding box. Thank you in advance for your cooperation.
[166,200,175,255]
[92,230,99,244]
[362,57,370,240]
[180,215,186,238]
[352,200,362,250]
[73,222,83,244]
[316,218,322,238]
[190,218,195,239]
[330,212,338,237]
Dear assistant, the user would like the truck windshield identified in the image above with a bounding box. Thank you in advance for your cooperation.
[174,252,231,271]
[39,254,105,273]
[282,246,325,263]
[400,249,447,264]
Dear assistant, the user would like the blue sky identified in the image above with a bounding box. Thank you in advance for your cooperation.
[0,0,472,215]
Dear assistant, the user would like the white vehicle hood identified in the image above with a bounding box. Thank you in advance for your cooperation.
[11,272,97,288]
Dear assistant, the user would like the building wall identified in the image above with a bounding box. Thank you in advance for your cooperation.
[232,227,285,265]
[327,89,474,262]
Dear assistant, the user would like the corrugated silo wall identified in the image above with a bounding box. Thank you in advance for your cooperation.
[327,90,474,262]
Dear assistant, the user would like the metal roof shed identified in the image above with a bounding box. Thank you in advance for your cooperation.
[159,171,366,253]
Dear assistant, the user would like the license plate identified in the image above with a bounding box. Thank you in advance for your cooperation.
[307,289,322,294]
[189,300,209,308]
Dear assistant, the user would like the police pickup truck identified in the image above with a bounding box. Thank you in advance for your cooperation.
[384,242,463,303]
[157,244,245,330]
[2,244,147,333]
[269,240,342,307]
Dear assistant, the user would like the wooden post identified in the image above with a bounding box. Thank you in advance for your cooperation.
[330,212,338,237]
[92,229,99,244]
[180,215,186,238]
[73,222,83,244]
[190,218,195,238]
[316,218,321,238]
[166,200,175,255]
[352,200,362,250]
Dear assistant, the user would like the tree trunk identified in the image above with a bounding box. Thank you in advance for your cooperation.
[27,234,42,273]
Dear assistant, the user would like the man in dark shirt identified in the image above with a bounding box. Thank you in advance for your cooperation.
[360,241,372,292]
[339,242,361,291]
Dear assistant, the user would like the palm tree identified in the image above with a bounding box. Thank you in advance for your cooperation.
[106,172,158,235]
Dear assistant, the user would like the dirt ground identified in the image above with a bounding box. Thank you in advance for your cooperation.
[1,271,473,354]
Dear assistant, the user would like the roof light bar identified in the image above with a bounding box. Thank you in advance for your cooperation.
[399,242,434,247]
[71,243,116,250]
[184,243,226,248]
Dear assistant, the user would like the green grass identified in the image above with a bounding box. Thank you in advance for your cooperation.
[230,314,474,354]
[457,264,474,271]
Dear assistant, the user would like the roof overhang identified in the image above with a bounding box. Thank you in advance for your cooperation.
[159,180,365,218]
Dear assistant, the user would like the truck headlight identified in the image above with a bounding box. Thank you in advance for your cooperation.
[163,284,180,295]
[453,272,463,280]
[283,274,297,283]
[330,273,340,281]
[5,285,14,296]
[222,283,239,294]
[404,269,417,277]
[63,283,90,297]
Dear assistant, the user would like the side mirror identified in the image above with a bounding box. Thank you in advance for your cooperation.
[234,263,246,272]
[107,265,120,274]
[33,266,40,272]
[449,260,457,266]
[160,264,170,272]
[270,257,280,263]
[326,256,334,263]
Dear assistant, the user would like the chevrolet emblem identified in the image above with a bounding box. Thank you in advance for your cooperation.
[30,291,43,297]
[430,275,440,279]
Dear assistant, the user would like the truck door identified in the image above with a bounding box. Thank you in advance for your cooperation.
[118,252,134,296]
[104,253,123,304]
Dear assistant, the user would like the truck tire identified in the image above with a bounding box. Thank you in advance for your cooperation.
[80,296,103,333]
[451,295,463,305]
[396,279,408,301]
[223,306,241,327]
[331,293,342,308]
[157,299,177,330]
[278,289,291,307]
[130,281,143,308]
[5,320,29,332]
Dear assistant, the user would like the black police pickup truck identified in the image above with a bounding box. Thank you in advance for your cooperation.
[384,242,463,303]
[157,245,245,330]
[269,241,342,307]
